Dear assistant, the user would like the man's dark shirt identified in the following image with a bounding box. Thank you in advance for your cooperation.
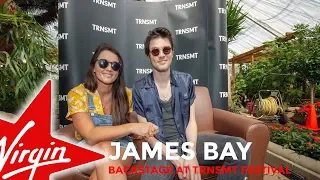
[160,97,180,142]
[132,70,196,144]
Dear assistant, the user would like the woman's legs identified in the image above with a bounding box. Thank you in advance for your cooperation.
[89,141,134,180]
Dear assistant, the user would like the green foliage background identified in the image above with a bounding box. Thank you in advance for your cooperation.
[234,24,320,107]
[0,1,58,113]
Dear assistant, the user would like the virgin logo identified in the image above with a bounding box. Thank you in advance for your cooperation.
[0,120,70,180]
[0,80,104,180]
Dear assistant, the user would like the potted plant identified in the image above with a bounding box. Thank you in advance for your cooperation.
[291,105,308,125]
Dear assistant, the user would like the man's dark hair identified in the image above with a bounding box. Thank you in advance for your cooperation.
[144,27,174,56]
[84,43,129,126]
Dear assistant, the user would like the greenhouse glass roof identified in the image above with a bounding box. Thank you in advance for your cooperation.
[229,0,320,58]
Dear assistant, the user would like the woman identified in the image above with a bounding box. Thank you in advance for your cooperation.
[66,43,158,180]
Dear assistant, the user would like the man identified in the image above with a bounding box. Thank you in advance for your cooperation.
[132,27,251,180]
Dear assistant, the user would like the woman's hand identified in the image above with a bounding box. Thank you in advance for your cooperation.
[131,122,159,138]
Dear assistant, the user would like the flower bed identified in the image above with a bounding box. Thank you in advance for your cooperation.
[268,123,320,161]
[291,102,320,126]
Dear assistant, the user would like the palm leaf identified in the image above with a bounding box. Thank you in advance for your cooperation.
[227,0,247,43]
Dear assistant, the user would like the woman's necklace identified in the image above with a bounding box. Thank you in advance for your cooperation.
[101,96,112,114]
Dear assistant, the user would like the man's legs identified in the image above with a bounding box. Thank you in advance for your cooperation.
[196,134,251,180]
[141,154,176,180]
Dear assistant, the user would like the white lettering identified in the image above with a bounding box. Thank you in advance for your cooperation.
[219,142,237,160]
[176,53,198,60]
[142,142,161,160]
[136,68,152,74]
[121,142,140,160]
[58,125,68,129]
[92,24,117,34]
[135,19,157,25]
[109,142,120,160]
[193,79,199,85]
[136,44,144,49]
[219,35,227,42]
[57,33,68,40]
[46,64,69,71]
[237,142,251,160]
[218,8,226,14]
[59,95,67,102]
[219,64,228,70]
[58,2,68,9]
[175,1,197,10]
[219,92,228,98]
[166,142,179,160]
[109,141,251,161]
[175,26,198,35]
[92,0,116,8]
[205,142,251,161]
[181,142,194,160]
[204,142,219,160]
[0,121,70,180]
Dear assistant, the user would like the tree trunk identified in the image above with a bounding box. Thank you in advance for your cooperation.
[303,80,307,98]
[310,81,315,104]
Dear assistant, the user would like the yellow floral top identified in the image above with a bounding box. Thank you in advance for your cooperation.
[65,84,133,140]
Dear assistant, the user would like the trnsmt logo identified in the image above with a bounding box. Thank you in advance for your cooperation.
[46,64,69,71]
[136,44,145,49]
[59,95,67,102]
[57,33,68,40]
[175,26,198,35]
[219,36,227,42]
[219,64,228,70]
[176,53,198,60]
[135,19,157,25]
[193,79,199,85]
[92,0,116,8]
[218,8,226,14]
[219,92,228,98]
[175,1,197,10]
[58,2,68,9]
[136,69,152,74]
[92,24,117,34]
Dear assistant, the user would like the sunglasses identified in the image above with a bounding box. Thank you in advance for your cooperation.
[97,59,121,71]
[150,46,172,56]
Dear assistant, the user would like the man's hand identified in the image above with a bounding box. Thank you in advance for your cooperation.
[183,157,201,180]
[171,156,185,180]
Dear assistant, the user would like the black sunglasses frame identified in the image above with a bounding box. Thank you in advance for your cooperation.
[150,46,172,56]
[97,59,122,71]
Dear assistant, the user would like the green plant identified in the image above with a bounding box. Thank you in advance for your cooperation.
[228,103,241,114]
[227,0,247,43]
[14,0,57,26]
[288,24,320,104]
[234,24,320,107]
[229,93,243,114]
[269,123,320,160]
[0,3,57,113]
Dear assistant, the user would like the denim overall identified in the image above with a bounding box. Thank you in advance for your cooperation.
[79,92,134,152]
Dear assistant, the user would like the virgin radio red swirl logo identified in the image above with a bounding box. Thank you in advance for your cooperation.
[0,80,104,180]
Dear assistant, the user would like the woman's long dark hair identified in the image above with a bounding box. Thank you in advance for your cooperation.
[84,43,129,125]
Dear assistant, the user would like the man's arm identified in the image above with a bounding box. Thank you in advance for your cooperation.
[137,115,186,179]
[136,115,175,158]
[183,75,201,180]
[185,103,197,153]
[185,74,198,153]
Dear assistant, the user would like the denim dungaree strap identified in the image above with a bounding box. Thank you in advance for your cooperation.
[86,92,136,163]
[87,92,113,126]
